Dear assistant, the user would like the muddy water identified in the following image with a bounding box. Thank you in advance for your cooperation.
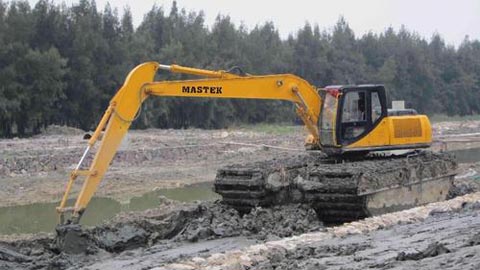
[450,147,480,163]
[127,182,220,211]
[0,182,219,235]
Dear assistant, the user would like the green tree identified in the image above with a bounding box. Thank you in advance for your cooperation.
[15,47,67,133]
[1,0,480,137]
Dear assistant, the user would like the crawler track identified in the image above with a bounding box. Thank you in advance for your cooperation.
[214,151,457,224]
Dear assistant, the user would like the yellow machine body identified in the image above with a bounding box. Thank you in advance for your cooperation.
[56,62,433,224]
[319,85,431,155]
[346,115,432,150]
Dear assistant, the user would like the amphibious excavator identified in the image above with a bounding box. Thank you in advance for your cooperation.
[56,62,456,225]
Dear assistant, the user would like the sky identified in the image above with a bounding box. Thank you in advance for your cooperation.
[27,0,480,47]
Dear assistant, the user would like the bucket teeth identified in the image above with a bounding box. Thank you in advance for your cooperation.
[214,151,457,223]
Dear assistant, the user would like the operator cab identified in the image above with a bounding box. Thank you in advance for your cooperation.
[319,85,388,154]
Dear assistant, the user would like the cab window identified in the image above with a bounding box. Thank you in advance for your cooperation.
[342,92,366,123]
[340,91,367,141]
[372,91,381,123]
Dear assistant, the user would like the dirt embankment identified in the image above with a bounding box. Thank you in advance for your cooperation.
[432,120,480,151]
[432,120,480,136]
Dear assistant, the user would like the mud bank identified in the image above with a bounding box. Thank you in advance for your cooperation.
[1,188,479,270]
[249,207,480,270]
[0,202,321,269]
[154,192,480,270]
[3,192,480,270]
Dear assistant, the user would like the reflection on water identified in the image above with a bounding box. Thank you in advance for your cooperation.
[128,182,220,211]
[0,182,219,235]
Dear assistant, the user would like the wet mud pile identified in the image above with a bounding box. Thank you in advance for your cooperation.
[0,201,321,269]
[177,203,322,242]
[448,175,480,199]
[86,202,321,252]
[152,193,480,270]
[448,181,479,198]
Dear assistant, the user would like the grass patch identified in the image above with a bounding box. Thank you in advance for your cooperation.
[429,114,480,123]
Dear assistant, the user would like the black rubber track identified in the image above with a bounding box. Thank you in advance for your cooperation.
[214,151,457,224]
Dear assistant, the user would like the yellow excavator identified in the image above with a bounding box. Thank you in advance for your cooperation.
[56,62,456,225]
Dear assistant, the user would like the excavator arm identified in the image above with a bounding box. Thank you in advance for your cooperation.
[56,61,322,224]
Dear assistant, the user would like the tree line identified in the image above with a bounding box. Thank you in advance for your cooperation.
[0,0,479,137]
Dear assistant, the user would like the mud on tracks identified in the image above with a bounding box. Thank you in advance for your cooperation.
[215,150,457,223]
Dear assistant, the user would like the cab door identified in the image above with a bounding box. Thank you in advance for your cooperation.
[319,89,339,147]
[337,86,387,146]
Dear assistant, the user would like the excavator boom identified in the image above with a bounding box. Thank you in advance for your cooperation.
[57,62,323,223]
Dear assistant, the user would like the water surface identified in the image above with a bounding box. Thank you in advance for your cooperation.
[0,182,219,235]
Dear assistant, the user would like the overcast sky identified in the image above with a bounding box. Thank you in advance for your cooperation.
[27,0,480,47]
